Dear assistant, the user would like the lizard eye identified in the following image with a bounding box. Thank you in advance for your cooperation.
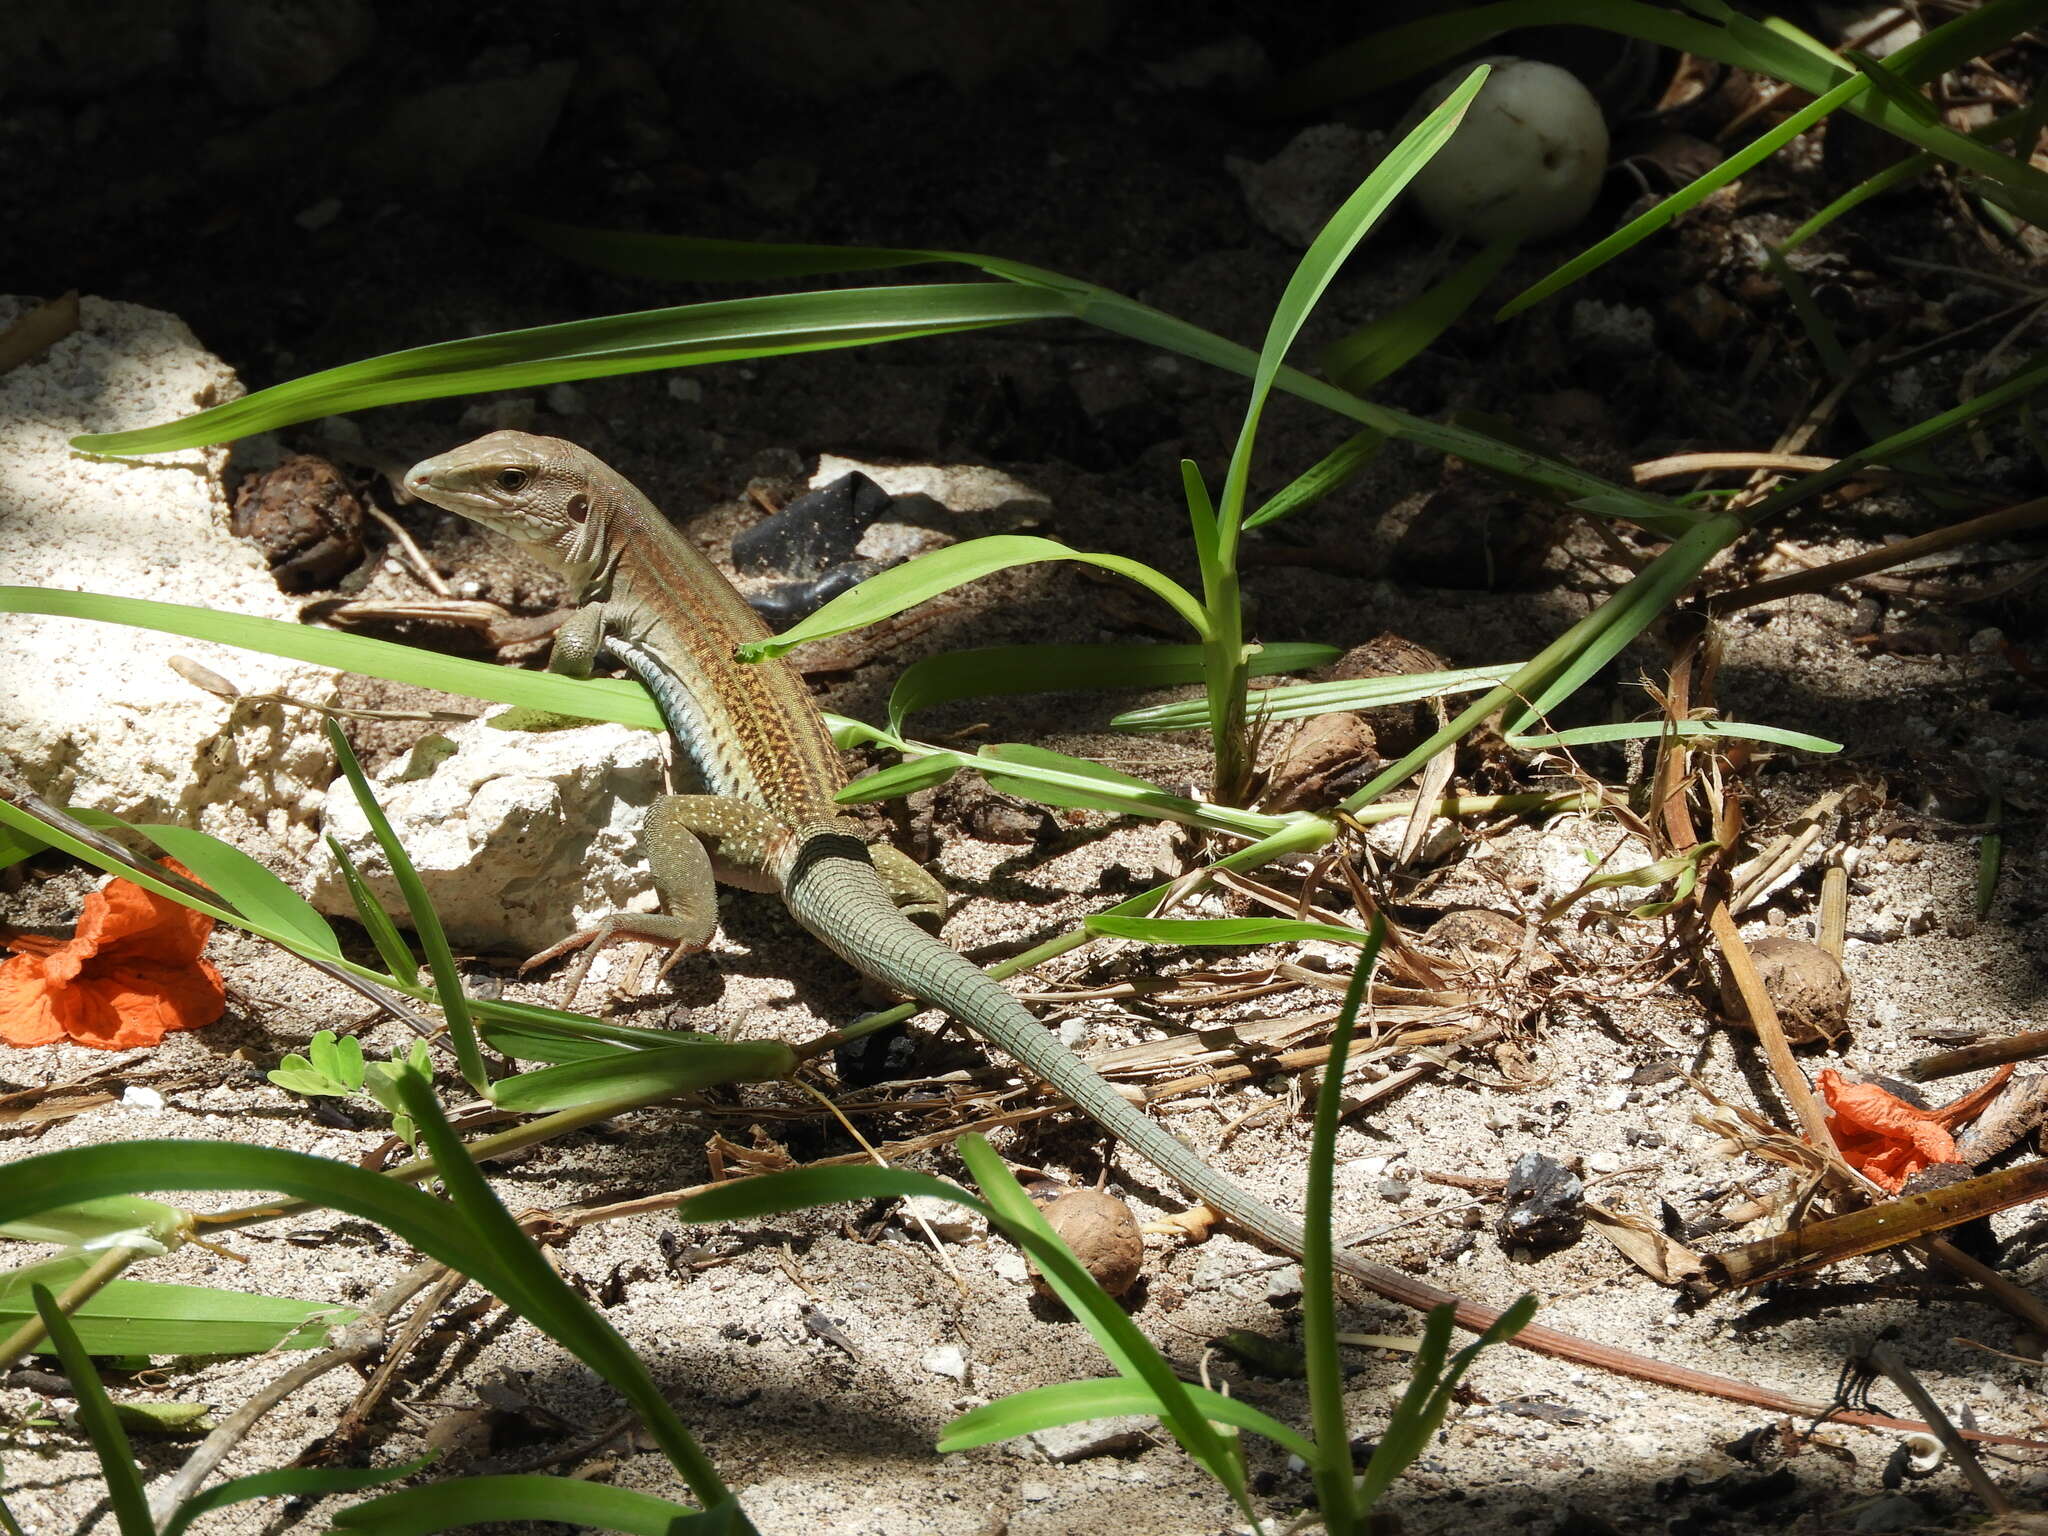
[494,468,529,492]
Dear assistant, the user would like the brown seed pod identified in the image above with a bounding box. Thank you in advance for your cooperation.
[1036,1189,1144,1299]
[1720,935,1852,1045]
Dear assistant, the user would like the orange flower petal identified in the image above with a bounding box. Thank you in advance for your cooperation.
[0,955,77,1046]
[1818,1070,1962,1193]
[71,862,215,967]
[60,960,225,1050]
[0,862,223,1051]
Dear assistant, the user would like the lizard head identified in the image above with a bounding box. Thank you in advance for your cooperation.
[404,431,613,584]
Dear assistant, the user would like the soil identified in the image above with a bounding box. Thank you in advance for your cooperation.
[5,5,2048,1534]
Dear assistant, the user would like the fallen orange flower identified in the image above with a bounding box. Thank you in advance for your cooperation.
[1817,1066,2013,1193]
[0,861,224,1050]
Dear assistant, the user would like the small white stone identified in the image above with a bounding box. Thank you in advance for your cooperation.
[666,376,704,403]
[900,1195,979,1242]
[545,383,585,415]
[922,1344,968,1383]
[121,1086,165,1111]
[1587,1151,1621,1174]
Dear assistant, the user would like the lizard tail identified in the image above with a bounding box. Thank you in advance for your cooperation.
[778,829,2032,1440]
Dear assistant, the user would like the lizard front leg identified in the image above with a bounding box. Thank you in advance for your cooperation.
[521,607,737,997]
[526,794,721,1000]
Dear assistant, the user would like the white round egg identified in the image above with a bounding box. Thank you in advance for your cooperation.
[1408,57,1610,242]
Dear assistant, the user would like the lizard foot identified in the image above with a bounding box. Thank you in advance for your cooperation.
[522,916,707,1005]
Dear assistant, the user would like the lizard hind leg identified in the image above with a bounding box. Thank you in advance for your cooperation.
[868,843,948,929]
[525,794,720,1002]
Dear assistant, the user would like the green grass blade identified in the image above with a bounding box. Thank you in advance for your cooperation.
[72,286,1069,457]
[31,1287,153,1536]
[1782,152,1935,250]
[974,742,1180,810]
[679,1164,966,1221]
[1322,236,1517,395]
[884,641,1339,733]
[386,1071,733,1505]
[1086,916,1375,948]
[1219,63,1488,533]
[1264,0,2048,221]
[938,1378,1316,1463]
[0,799,294,949]
[0,1196,186,1249]
[1242,429,1385,532]
[0,587,663,729]
[679,1155,1255,1514]
[1338,512,1744,811]
[1763,243,1958,502]
[737,536,1208,661]
[1181,459,1220,585]
[834,739,1288,838]
[325,721,486,1092]
[833,751,972,802]
[1499,514,1739,733]
[0,1268,357,1356]
[0,1144,515,1307]
[1113,662,1522,733]
[1255,1,1713,109]
[0,1132,742,1502]
[161,1457,436,1536]
[1303,931,1383,1532]
[329,836,419,982]
[1506,719,1841,752]
[1499,68,1870,319]
[78,816,341,962]
[1978,781,2004,919]
[330,1475,726,1535]
[971,743,1287,837]
[487,1040,796,1114]
[1746,347,2048,525]
[474,1000,707,1064]
[0,817,48,873]
[1355,1295,1536,1510]
[952,1138,1254,1514]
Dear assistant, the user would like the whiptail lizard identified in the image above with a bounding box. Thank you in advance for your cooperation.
[405,430,1951,1431]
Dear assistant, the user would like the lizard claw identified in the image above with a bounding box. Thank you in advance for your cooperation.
[523,917,708,1004]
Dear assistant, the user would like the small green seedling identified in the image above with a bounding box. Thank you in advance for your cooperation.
[270,1033,431,1147]
[361,1041,434,1147]
[266,1030,366,1098]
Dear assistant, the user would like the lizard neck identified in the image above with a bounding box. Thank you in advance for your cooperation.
[598,498,848,825]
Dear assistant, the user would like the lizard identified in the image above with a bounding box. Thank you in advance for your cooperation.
[403,429,1972,1433]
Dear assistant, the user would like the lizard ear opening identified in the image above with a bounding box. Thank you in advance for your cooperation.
[564,493,591,523]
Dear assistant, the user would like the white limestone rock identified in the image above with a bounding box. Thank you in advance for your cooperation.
[0,294,336,865]
[309,714,671,953]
